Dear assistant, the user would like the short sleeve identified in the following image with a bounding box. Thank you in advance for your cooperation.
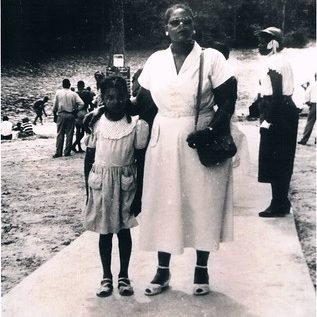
[134,119,149,149]
[138,53,156,90]
[207,49,234,89]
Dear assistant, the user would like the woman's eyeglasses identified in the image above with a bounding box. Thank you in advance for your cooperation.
[168,18,193,27]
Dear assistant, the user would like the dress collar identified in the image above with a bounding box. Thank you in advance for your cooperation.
[167,41,202,75]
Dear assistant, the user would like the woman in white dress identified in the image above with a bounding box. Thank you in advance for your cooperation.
[137,3,237,296]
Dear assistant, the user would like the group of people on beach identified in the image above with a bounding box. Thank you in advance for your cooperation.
[1,2,315,300]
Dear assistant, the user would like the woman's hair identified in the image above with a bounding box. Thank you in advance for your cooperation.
[99,75,131,123]
[164,3,194,25]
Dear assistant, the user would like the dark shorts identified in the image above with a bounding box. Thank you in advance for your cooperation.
[1,134,12,140]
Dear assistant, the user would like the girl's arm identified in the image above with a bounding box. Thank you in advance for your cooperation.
[134,119,149,149]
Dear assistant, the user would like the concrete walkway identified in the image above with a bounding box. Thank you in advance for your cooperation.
[2,125,316,317]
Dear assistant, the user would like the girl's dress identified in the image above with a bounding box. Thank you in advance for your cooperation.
[83,114,149,234]
[138,42,235,254]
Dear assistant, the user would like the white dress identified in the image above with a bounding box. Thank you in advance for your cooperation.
[138,42,235,254]
[83,115,149,234]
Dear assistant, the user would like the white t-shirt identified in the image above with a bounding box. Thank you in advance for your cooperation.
[258,52,294,96]
[305,81,317,103]
[0,121,13,136]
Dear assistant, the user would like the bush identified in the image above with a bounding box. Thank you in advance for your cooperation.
[284,28,309,48]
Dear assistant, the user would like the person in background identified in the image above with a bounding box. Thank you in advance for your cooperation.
[129,68,158,216]
[1,115,13,140]
[83,75,149,297]
[18,117,34,138]
[298,72,317,145]
[91,71,106,110]
[33,96,49,125]
[212,42,250,173]
[52,78,84,158]
[86,86,96,112]
[136,3,237,296]
[255,27,299,218]
[72,80,91,153]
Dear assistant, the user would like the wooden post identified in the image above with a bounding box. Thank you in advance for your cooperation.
[108,0,125,66]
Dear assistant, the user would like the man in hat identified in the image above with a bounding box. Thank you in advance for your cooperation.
[255,27,299,217]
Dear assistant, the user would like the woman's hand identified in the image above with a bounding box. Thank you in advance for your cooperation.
[186,128,214,148]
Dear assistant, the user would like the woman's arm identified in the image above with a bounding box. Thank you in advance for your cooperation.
[186,76,237,148]
[209,76,237,134]
[130,87,155,116]
[259,69,282,127]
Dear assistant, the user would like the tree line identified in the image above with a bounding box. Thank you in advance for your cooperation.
[2,0,315,61]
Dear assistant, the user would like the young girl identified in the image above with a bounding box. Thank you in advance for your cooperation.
[83,75,149,297]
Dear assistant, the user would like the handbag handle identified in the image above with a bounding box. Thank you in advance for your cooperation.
[194,51,205,131]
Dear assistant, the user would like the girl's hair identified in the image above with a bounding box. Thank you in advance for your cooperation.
[100,75,128,97]
[164,3,194,25]
[99,75,131,123]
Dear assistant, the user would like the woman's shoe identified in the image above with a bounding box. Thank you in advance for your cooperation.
[193,265,210,296]
[144,266,171,296]
[118,277,134,296]
[96,278,113,297]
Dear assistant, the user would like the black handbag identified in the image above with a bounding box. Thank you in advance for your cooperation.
[193,51,237,166]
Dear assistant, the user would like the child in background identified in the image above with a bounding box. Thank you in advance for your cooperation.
[33,96,49,125]
[18,117,35,138]
[83,75,149,297]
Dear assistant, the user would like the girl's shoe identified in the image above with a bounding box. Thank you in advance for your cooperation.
[118,277,134,296]
[96,278,113,297]
[144,266,171,296]
[193,265,210,296]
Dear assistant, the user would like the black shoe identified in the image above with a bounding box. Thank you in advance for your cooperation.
[258,205,290,218]
[64,153,71,157]
[52,154,62,158]
[96,278,113,297]
[298,140,306,145]
[71,146,78,153]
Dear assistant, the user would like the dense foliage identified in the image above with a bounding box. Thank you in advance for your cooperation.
[1,0,315,61]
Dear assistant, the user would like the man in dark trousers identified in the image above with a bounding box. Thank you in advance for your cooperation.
[298,72,317,145]
[52,79,84,158]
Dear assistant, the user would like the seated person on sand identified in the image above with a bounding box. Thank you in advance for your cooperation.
[1,115,13,140]
[18,117,35,138]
